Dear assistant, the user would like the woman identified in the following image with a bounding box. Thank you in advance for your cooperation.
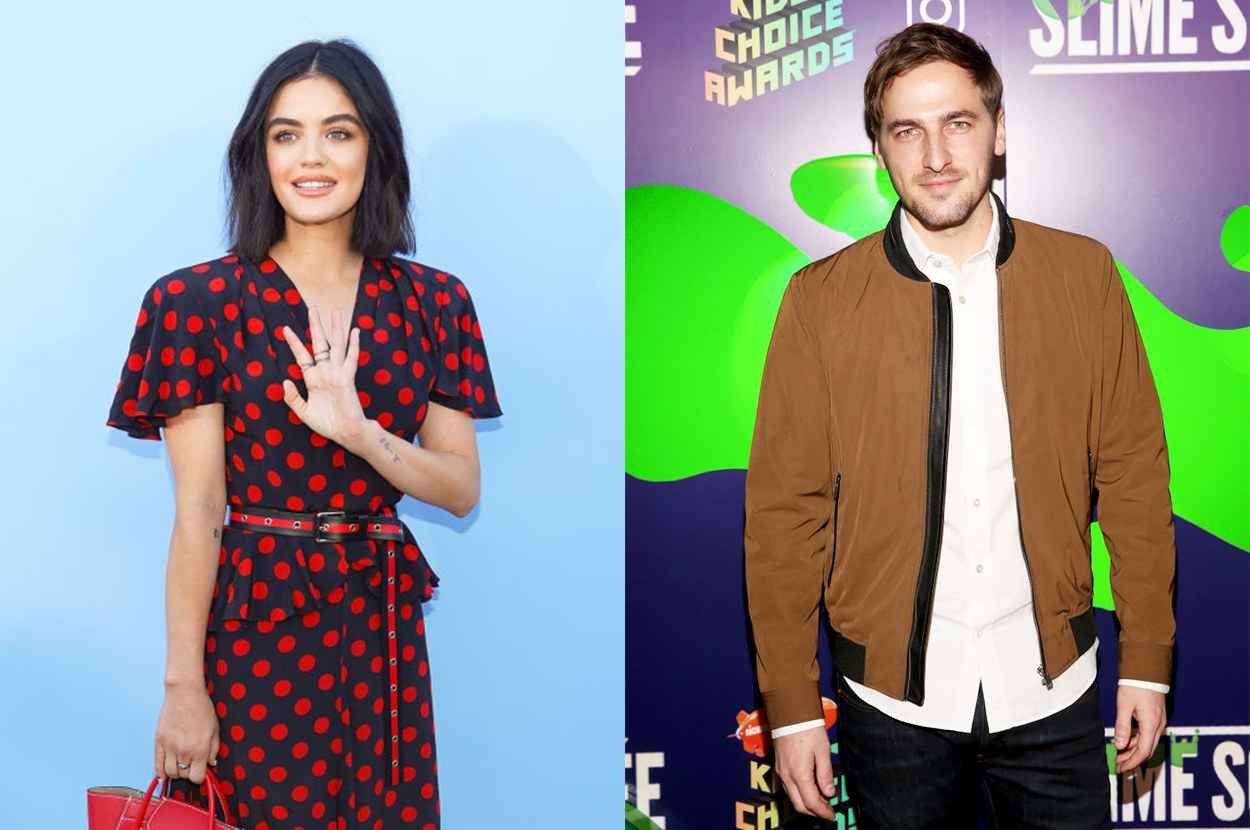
[108,40,500,830]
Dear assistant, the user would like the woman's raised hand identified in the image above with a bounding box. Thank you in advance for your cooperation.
[281,307,369,448]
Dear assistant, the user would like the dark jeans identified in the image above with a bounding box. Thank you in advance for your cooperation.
[835,676,1111,830]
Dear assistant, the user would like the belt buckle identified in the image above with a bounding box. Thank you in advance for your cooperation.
[314,510,352,543]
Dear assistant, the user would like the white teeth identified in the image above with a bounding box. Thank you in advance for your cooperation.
[295,181,333,189]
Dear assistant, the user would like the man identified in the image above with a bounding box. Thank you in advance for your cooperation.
[744,23,1175,829]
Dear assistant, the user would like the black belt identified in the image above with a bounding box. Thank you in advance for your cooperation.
[227,505,405,544]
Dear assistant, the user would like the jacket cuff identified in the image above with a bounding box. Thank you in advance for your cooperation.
[762,682,824,732]
[1118,641,1174,686]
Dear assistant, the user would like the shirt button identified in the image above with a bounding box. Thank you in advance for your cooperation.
[959,296,967,304]
[976,629,984,639]
[976,564,984,573]
[973,498,982,507]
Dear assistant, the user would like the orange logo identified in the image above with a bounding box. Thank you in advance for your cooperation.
[731,698,837,756]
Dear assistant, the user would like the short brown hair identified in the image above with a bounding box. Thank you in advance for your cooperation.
[863,23,1003,142]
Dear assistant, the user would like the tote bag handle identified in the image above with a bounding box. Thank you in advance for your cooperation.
[132,768,235,829]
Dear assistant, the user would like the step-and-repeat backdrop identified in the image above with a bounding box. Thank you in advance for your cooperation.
[626,2,1249,828]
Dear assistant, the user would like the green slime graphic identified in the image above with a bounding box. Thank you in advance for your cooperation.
[627,156,1249,610]
[626,802,665,830]
[1222,206,1250,271]
[1033,0,1110,20]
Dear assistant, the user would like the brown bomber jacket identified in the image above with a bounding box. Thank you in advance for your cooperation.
[744,196,1176,730]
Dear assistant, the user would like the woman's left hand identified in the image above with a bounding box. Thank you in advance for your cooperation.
[281,307,369,448]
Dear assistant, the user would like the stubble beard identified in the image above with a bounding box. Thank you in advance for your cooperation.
[894,167,989,233]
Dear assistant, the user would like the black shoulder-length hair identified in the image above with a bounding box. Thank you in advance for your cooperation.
[226,39,414,262]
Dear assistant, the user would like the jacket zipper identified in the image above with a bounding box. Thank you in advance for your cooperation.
[904,282,953,705]
[826,473,841,585]
[997,265,1054,689]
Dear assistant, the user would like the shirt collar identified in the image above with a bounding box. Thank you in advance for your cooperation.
[899,194,1001,273]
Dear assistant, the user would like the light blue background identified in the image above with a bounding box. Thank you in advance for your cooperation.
[0,3,622,828]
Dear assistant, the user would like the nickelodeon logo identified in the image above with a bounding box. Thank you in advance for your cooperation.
[731,698,838,756]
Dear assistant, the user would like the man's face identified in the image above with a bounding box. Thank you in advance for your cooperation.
[874,60,1005,233]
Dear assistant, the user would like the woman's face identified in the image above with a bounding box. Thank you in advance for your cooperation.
[265,75,369,236]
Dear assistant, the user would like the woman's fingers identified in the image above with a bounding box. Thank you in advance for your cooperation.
[281,324,314,367]
[308,306,331,357]
[345,326,361,369]
[162,746,184,780]
[328,308,346,362]
[282,379,308,415]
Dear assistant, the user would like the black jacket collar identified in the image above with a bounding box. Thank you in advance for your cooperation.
[882,191,1017,282]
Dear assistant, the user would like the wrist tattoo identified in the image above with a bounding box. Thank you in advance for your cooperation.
[212,528,220,539]
[378,435,401,464]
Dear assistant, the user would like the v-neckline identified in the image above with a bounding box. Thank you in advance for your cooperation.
[257,256,375,331]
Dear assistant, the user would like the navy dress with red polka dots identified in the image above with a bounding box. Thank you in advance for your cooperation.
[108,254,501,830]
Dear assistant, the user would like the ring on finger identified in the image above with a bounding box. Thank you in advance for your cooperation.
[314,349,331,362]
[176,762,192,771]
[299,360,315,369]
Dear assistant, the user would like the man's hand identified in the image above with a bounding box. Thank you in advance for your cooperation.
[774,728,836,819]
[1114,685,1167,774]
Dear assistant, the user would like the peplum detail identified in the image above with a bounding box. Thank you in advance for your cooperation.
[209,518,439,631]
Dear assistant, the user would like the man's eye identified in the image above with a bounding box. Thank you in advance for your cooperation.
[949,121,970,131]
[898,128,916,138]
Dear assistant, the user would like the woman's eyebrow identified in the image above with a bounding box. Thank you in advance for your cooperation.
[266,113,363,130]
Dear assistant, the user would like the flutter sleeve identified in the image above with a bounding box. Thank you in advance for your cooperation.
[428,272,503,419]
[107,270,230,439]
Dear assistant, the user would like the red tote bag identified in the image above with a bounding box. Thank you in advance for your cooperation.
[87,768,240,830]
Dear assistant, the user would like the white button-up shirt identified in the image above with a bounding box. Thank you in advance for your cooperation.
[772,200,1164,738]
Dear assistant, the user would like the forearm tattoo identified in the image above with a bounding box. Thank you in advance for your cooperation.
[212,528,220,539]
[378,435,402,464]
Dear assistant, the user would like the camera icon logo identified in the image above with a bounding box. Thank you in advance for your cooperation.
[907,0,966,31]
